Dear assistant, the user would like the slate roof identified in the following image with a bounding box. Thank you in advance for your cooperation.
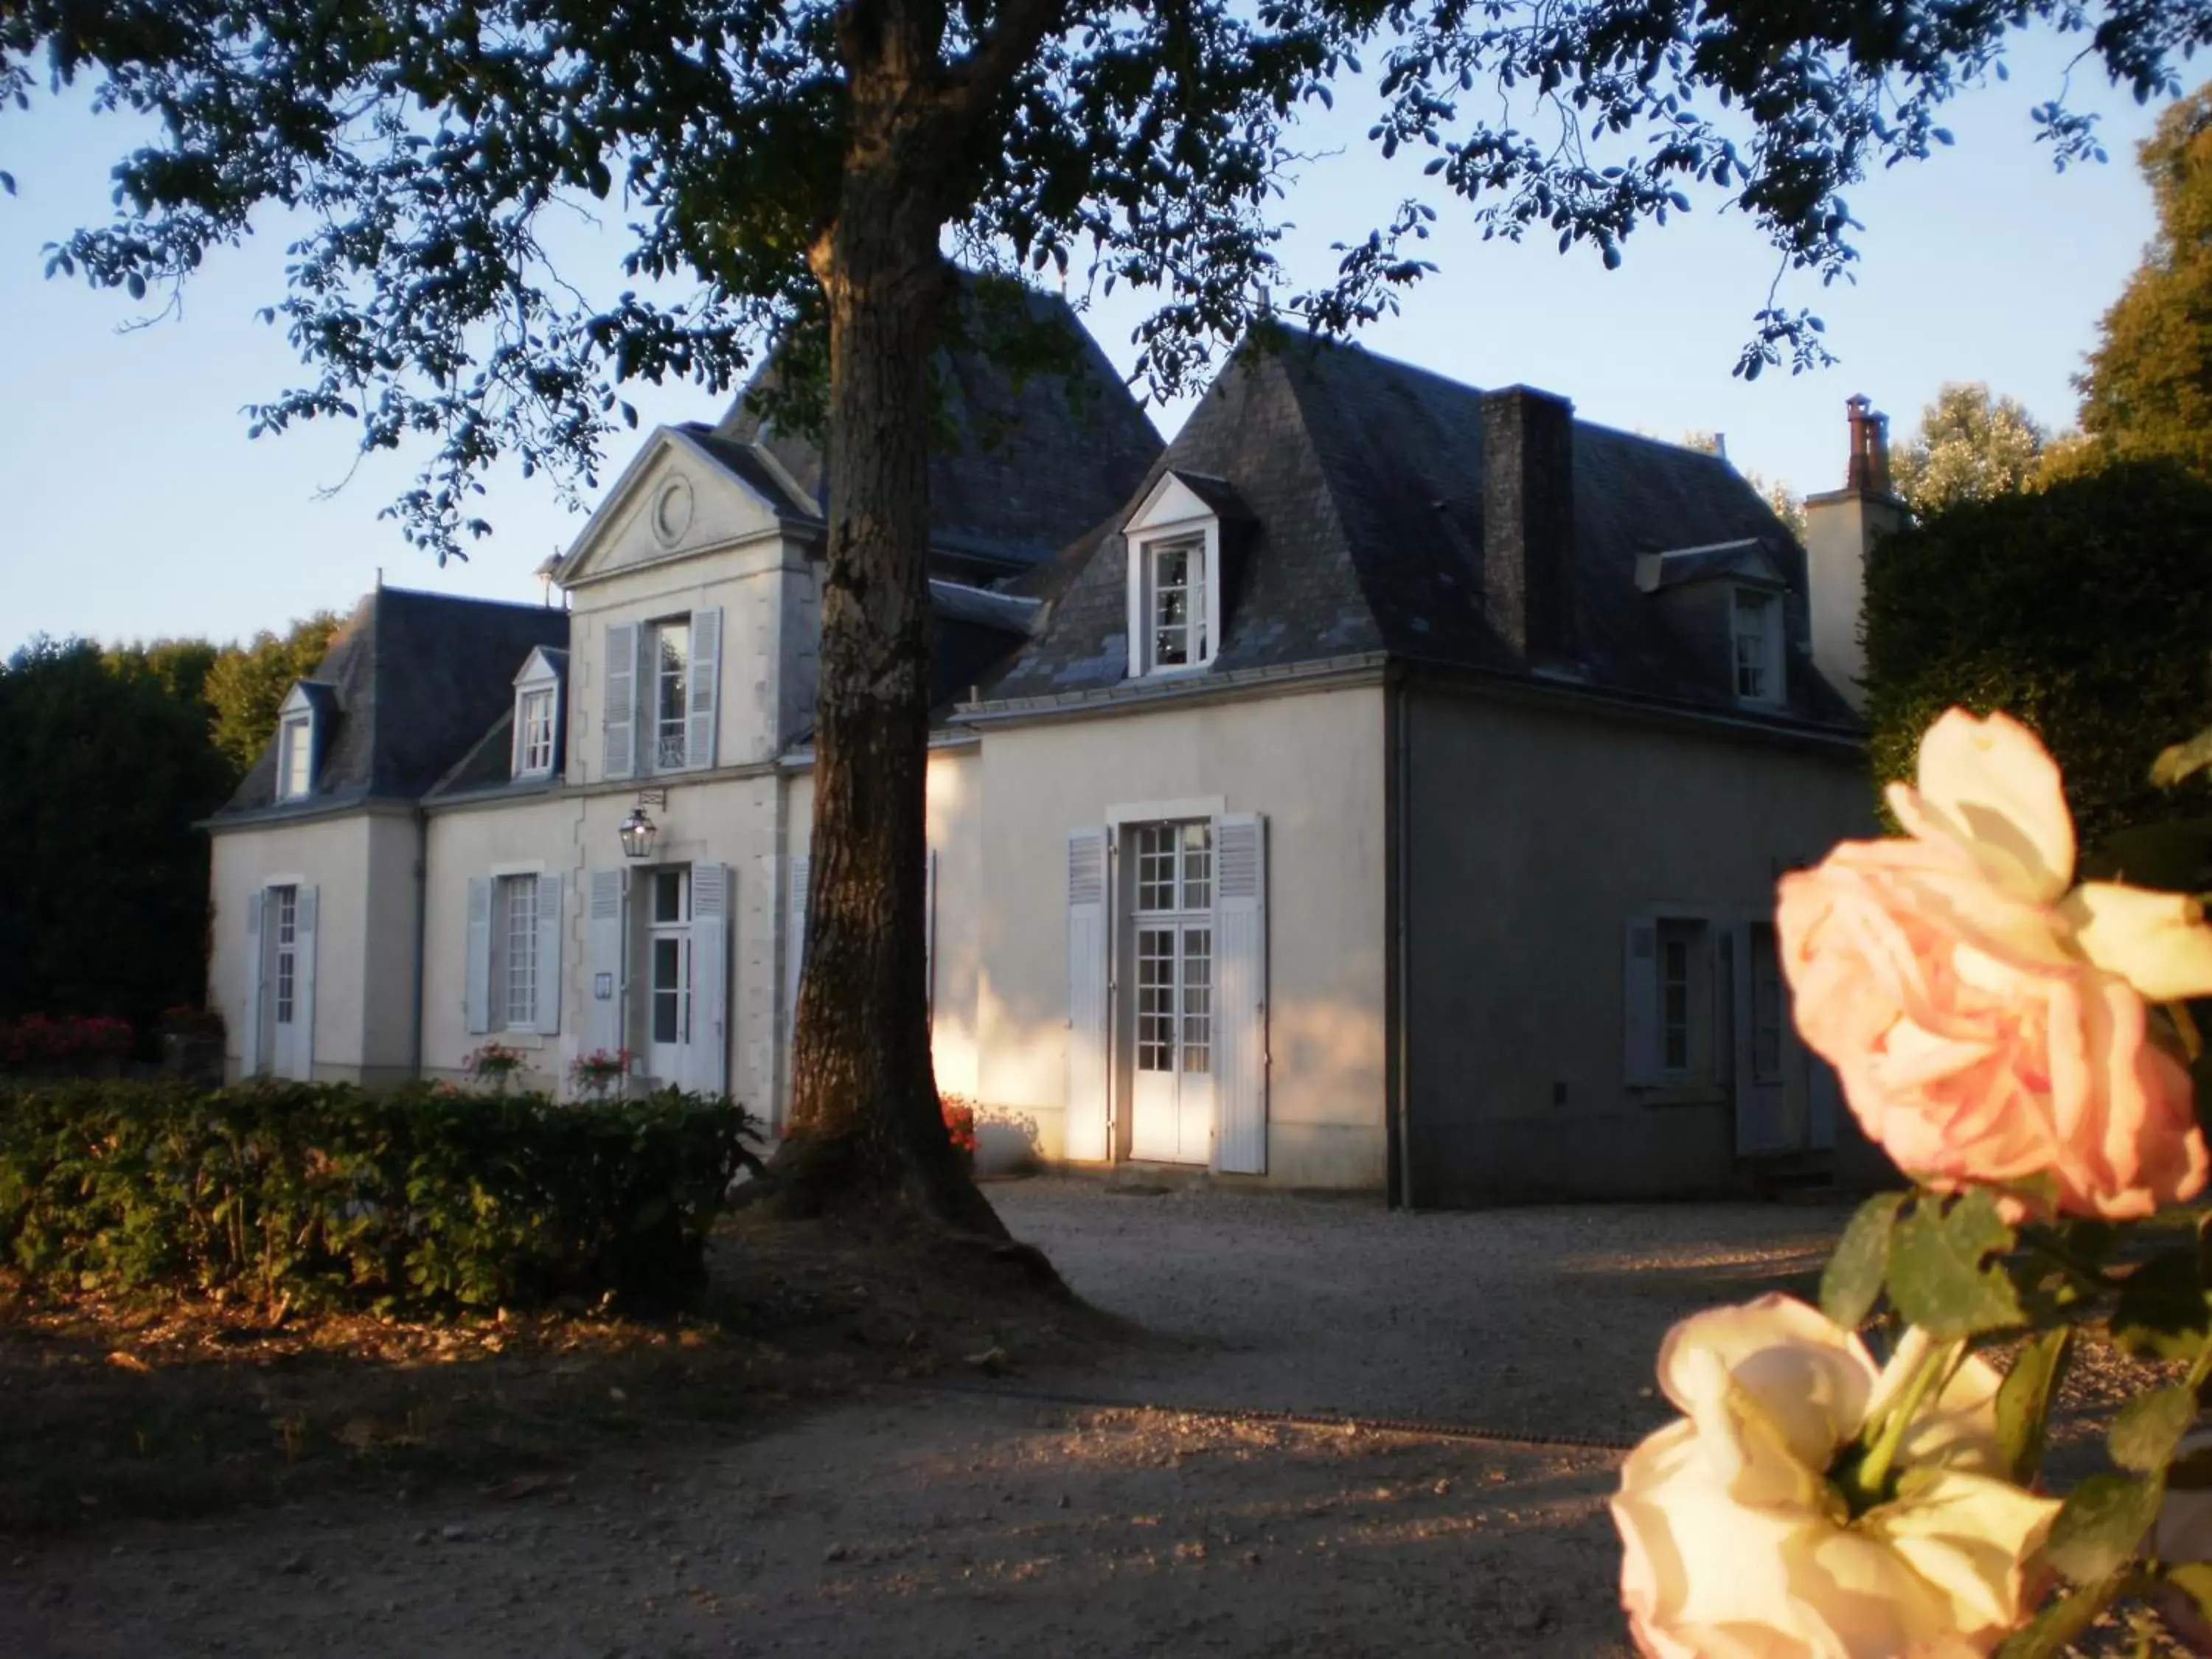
[214,586,571,821]
[984,335,1857,728]
[714,285,1164,573]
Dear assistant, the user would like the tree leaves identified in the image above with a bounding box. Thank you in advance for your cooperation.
[1886,1189,2025,1340]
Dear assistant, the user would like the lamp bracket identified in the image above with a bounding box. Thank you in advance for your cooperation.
[633,787,668,808]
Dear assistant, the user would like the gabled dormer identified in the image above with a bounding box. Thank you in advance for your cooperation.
[275,681,337,802]
[1635,538,1792,709]
[1123,470,1249,679]
[509,647,568,780]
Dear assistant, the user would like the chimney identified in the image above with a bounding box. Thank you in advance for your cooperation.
[1802,394,1906,714]
[1480,385,1577,663]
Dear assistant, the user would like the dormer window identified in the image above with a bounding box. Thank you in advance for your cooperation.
[509,646,568,781]
[1733,588,1784,706]
[274,681,330,802]
[1124,470,1246,680]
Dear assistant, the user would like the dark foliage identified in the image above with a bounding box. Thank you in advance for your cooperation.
[0,641,236,1034]
[0,1080,762,1313]
[1863,461,2212,853]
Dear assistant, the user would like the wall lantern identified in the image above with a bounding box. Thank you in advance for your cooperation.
[618,790,667,860]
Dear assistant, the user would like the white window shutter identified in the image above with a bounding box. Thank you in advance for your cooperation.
[687,863,731,1095]
[1064,827,1111,1163]
[785,855,811,1047]
[602,622,639,779]
[1124,538,1145,677]
[586,869,625,1058]
[923,848,937,1023]
[465,876,494,1037]
[243,890,265,1077]
[1624,918,1660,1087]
[293,885,319,1080]
[1212,814,1268,1175]
[687,607,722,771]
[534,872,564,1037]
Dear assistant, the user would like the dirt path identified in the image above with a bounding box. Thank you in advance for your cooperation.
[0,1186,1897,1658]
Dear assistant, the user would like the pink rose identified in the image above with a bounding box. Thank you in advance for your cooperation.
[1778,709,2212,1219]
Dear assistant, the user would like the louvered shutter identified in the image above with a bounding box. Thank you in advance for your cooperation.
[785,855,811,1046]
[293,885,319,1080]
[686,607,721,771]
[243,890,265,1077]
[687,863,731,1094]
[465,876,494,1036]
[923,848,937,1022]
[602,622,639,779]
[1212,814,1268,1175]
[1624,918,1660,1086]
[1728,921,1765,1156]
[586,869,626,1058]
[1064,827,1111,1163]
[1807,1057,1842,1151]
[533,873,563,1037]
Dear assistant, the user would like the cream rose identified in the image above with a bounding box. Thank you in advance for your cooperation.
[1613,1295,2060,1658]
[1778,708,2212,1218]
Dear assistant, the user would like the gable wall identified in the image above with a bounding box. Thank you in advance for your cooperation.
[1400,689,1880,1204]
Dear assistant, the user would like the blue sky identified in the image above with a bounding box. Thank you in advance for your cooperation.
[0,29,2183,656]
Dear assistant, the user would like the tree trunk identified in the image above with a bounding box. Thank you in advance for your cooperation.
[758,33,1009,1242]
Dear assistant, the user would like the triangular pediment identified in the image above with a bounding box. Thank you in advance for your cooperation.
[557,428,815,588]
[1125,470,1222,535]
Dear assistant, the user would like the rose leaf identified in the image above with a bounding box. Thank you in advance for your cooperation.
[1992,1584,2119,1659]
[2042,1472,2164,1587]
[1886,1189,2025,1340]
[1820,1192,1902,1329]
[2110,1382,2197,1475]
[1997,1326,2072,1484]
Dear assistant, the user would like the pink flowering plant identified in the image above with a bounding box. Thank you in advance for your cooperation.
[464,1040,529,1093]
[1615,709,2212,1656]
[567,1047,634,1101]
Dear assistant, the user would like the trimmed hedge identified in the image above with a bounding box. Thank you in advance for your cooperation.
[0,1079,761,1312]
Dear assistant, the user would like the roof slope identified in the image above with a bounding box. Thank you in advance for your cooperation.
[715,284,1164,572]
[216,587,571,818]
[990,335,1854,725]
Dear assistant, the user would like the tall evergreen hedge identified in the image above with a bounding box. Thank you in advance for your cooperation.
[0,1081,760,1313]
[1863,459,2212,857]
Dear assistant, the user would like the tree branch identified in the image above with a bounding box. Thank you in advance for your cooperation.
[941,0,1068,124]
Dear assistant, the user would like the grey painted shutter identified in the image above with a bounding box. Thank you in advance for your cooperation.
[688,863,731,1094]
[923,848,937,1022]
[1728,920,1764,1156]
[1064,827,1111,1163]
[243,890,264,1076]
[1807,1057,1842,1150]
[587,869,625,1057]
[1623,918,1660,1087]
[1212,814,1268,1175]
[785,855,811,1046]
[293,885,319,1079]
[687,607,722,771]
[602,622,639,779]
[534,872,564,1037]
[465,877,494,1036]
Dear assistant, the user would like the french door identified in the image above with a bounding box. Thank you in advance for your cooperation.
[1127,824,1214,1165]
[647,866,692,1085]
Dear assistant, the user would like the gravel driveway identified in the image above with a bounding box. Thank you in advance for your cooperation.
[8,1183,1846,1658]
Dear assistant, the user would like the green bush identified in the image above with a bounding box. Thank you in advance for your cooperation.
[0,1079,761,1313]
[1863,459,2212,853]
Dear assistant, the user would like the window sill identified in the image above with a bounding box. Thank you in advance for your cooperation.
[1632,1082,1726,1109]
[493,1029,549,1051]
[1130,662,1214,683]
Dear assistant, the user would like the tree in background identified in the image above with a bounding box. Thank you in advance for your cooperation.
[2077,83,2212,480]
[9,0,2207,1233]
[0,641,237,1034]
[1888,382,2048,515]
[105,639,220,711]
[201,613,344,775]
[1862,461,2212,857]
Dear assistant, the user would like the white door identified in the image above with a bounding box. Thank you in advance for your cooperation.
[261,883,316,1081]
[646,866,692,1087]
[1127,823,1214,1165]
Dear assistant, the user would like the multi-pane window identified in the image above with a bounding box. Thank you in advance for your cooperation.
[1180,928,1212,1075]
[1135,926,1213,1077]
[279,715,313,800]
[1660,933,1691,1073]
[499,875,538,1029]
[1733,590,1779,703]
[274,886,298,1025]
[650,867,691,1047]
[1134,821,1212,914]
[1147,535,1208,669]
[653,619,690,770]
[517,688,556,776]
